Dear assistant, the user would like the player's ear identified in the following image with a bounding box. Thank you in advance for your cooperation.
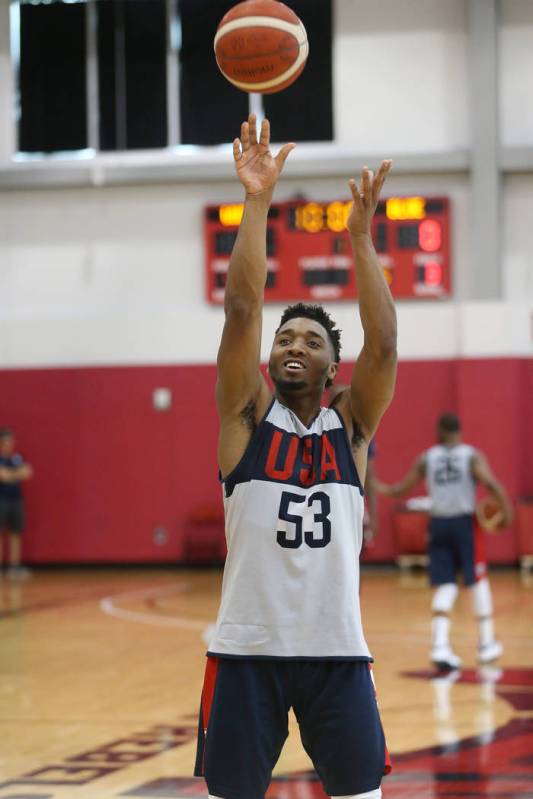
[327,362,338,382]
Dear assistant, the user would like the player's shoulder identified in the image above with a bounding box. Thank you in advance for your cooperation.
[327,388,366,449]
[458,442,478,457]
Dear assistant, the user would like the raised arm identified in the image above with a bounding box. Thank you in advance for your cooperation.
[336,163,397,442]
[216,114,294,477]
[471,451,513,526]
[363,454,378,541]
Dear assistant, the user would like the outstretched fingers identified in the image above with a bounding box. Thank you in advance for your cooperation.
[238,114,269,152]
[372,159,393,203]
[248,113,258,146]
[259,117,270,148]
[361,166,373,203]
[232,138,242,162]
[240,119,250,152]
[275,141,295,170]
[348,177,364,207]
[349,160,393,206]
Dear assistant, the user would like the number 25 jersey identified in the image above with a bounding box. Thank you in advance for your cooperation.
[207,398,372,660]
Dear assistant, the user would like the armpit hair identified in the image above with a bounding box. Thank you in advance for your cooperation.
[240,399,256,432]
[351,417,365,449]
[329,389,366,450]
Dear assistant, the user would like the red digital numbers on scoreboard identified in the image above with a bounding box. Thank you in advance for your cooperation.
[205,196,451,303]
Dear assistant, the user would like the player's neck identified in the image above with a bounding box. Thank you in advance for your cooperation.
[440,436,461,447]
[275,390,323,428]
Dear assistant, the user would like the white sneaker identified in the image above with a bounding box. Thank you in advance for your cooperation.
[478,640,503,664]
[430,645,462,671]
[6,566,31,582]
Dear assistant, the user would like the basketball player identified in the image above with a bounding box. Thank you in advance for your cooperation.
[376,412,513,671]
[194,114,397,799]
[0,428,33,579]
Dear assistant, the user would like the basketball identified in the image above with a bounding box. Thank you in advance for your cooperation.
[476,496,505,533]
[214,0,309,94]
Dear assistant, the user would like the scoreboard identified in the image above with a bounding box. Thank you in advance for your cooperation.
[205,195,451,304]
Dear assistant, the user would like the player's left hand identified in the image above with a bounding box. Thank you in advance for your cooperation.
[233,113,295,198]
[346,160,392,237]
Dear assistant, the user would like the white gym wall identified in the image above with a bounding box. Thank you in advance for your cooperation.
[0,0,531,368]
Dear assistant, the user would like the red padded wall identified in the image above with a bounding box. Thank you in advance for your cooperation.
[0,365,221,562]
[0,358,530,564]
[520,358,533,500]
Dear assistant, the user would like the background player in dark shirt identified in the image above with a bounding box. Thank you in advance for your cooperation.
[0,428,33,579]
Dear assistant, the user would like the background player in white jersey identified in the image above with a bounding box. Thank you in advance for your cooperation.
[377,412,513,672]
[194,113,397,799]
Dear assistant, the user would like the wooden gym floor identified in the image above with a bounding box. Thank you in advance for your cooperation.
[0,567,532,799]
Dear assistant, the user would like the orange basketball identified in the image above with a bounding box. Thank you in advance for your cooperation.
[214,0,309,94]
[476,496,504,533]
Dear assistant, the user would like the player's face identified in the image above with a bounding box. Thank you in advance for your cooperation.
[0,436,14,456]
[268,318,337,393]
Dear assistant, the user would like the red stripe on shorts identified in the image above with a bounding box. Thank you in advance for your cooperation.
[383,743,392,775]
[199,656,219,774]
[201,655,219,733]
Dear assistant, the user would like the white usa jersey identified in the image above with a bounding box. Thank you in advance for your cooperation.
[424,443,478,517]
[208,398,372,660]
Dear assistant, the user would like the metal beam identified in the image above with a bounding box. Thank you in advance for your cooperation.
[114,0,128,151]
[0,1,17,164]
[0,147,472,190]
[165,0,180,147]
[467,0,501,299]
[86,0,100,152]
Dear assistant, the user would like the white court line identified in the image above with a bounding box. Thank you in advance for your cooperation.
[100,584,533,648]
[100,582,211,631]
[368,631,533,647]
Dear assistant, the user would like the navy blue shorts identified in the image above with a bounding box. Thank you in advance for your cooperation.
[195,657,390,799]
[429,514,487,587]
[0,499,25,534]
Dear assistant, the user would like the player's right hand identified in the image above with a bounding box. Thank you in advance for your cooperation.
[347,160,392,237]
[233,113,295,197]
[373,479,391,495]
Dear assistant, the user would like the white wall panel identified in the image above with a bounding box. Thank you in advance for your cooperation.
[0,298,529,368]
[500,0,533,147]
[334,0,468,153]
[0,1,531,369]
[0,170,478,366]
[460,302,531,356]
[503,175,533,301]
